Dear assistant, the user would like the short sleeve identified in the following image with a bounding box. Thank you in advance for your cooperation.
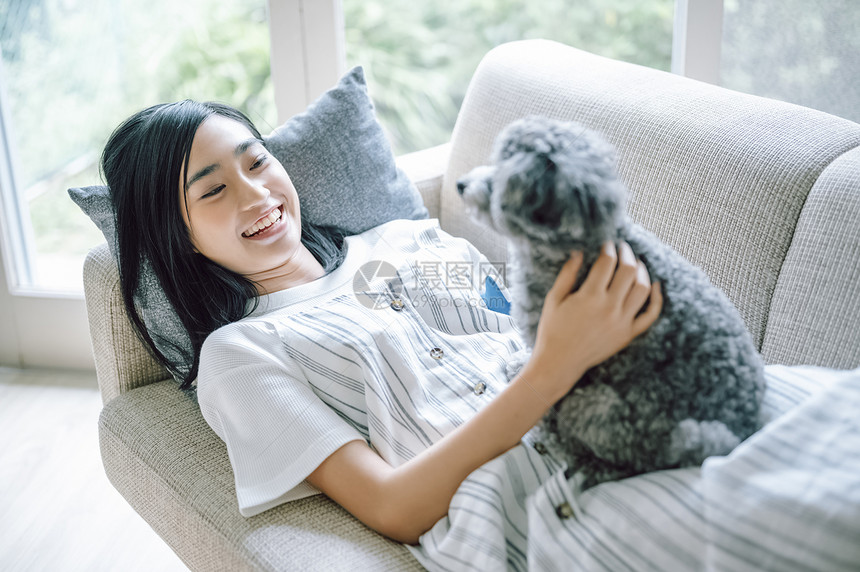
[197,320,365,517]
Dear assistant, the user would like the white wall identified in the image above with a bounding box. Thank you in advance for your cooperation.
[0,245,93,370]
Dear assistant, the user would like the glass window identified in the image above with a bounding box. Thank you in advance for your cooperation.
[721,0,860,123]
[0,0,274,292]
[342,0,675,155]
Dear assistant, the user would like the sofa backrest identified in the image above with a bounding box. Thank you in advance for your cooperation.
[441,39,860,369]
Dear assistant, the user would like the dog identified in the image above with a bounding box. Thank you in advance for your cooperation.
[457,116,766,489]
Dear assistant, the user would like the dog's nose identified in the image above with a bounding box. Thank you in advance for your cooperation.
[456,180,467,195]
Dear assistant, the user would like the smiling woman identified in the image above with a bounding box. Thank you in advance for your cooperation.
[101,101,345,390]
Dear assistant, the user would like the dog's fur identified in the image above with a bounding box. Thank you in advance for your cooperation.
[457,116,766,488]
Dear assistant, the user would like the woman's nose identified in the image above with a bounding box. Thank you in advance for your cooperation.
[238,178,269,206]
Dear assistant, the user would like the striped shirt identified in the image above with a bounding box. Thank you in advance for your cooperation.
[197,219,860,571]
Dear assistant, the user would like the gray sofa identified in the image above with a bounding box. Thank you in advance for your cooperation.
[84,39,860,571]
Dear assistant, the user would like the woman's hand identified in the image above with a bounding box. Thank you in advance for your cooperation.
[522,241,663,402]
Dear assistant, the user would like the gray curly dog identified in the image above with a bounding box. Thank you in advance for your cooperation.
[457,116,766,489]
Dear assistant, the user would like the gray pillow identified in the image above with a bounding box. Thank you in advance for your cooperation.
[69,65,428,382]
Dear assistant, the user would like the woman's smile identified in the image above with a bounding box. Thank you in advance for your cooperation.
[242,205,286,240]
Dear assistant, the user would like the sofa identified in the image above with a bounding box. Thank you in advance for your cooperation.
[84,39,860,571]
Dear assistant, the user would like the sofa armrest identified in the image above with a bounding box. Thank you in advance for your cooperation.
[396,142,451,220]
[83,243,170,404]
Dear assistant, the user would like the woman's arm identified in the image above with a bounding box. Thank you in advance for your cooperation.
[308,242,663,544]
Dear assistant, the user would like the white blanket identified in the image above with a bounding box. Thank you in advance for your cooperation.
[408,365,860,571]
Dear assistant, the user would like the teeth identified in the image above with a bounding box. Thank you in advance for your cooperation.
[243,208,282,237]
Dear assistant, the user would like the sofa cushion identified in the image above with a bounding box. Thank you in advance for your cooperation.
[70,66,427,382]
[99,381,423,571]
[441,39,860,352]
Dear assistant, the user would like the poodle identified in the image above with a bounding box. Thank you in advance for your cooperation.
[457,116,766,489]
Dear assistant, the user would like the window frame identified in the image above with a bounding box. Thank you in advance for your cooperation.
[671,0,723,83]
[0,0,721,370]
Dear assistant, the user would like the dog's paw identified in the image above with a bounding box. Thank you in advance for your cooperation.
[505,348,531,381]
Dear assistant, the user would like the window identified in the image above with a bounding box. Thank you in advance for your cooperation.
[721,0,859,123]
[0,0,274,292]
[342,0,675,156]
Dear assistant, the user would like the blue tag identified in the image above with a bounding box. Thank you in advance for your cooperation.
[481,275,511,315]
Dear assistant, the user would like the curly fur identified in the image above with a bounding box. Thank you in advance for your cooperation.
[457,116,766,488]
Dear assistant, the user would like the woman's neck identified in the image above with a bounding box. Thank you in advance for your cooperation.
[249,244,327,296]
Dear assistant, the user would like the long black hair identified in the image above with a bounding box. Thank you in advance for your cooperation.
[101,101,345,390]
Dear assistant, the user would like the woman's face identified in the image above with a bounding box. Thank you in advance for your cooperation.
[181,115,303,278]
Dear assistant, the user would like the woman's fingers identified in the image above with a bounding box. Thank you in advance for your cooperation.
[633,281,663,334]
[547,250,583,305]
[583,241,641,300]
[606,242,640,298]
[581,242,618,293]
[622,259,653,316]
[549,243,661,333]
[580,241,659,326]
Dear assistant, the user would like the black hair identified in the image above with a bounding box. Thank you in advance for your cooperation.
[101,100,345,390]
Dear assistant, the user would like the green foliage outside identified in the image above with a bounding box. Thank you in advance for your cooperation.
[344,0,674,154]
[721,0,860,124]
[1,0,273,286]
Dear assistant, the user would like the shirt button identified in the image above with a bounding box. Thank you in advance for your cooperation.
[473,381,486,395]
[389,299,404,311]
[555,502,575,520]
[429,347,444,360]
[534,442,548,455]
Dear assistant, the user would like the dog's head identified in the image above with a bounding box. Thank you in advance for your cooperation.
[457,116,627,249]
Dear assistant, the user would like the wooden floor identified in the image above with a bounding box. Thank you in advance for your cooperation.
[0,367,188,571]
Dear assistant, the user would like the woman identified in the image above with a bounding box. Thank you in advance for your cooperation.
[102,100,662,549]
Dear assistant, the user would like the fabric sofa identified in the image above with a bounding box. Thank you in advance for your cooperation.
[84,39,860,571]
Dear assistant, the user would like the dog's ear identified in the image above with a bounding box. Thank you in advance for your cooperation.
[499,152,565,231]
[552,148,626,241]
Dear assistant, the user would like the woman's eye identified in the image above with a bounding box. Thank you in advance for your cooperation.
[251,154,268,170]
[202,185,224,199]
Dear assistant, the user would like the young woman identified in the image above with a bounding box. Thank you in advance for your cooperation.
[102,100,662,549]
